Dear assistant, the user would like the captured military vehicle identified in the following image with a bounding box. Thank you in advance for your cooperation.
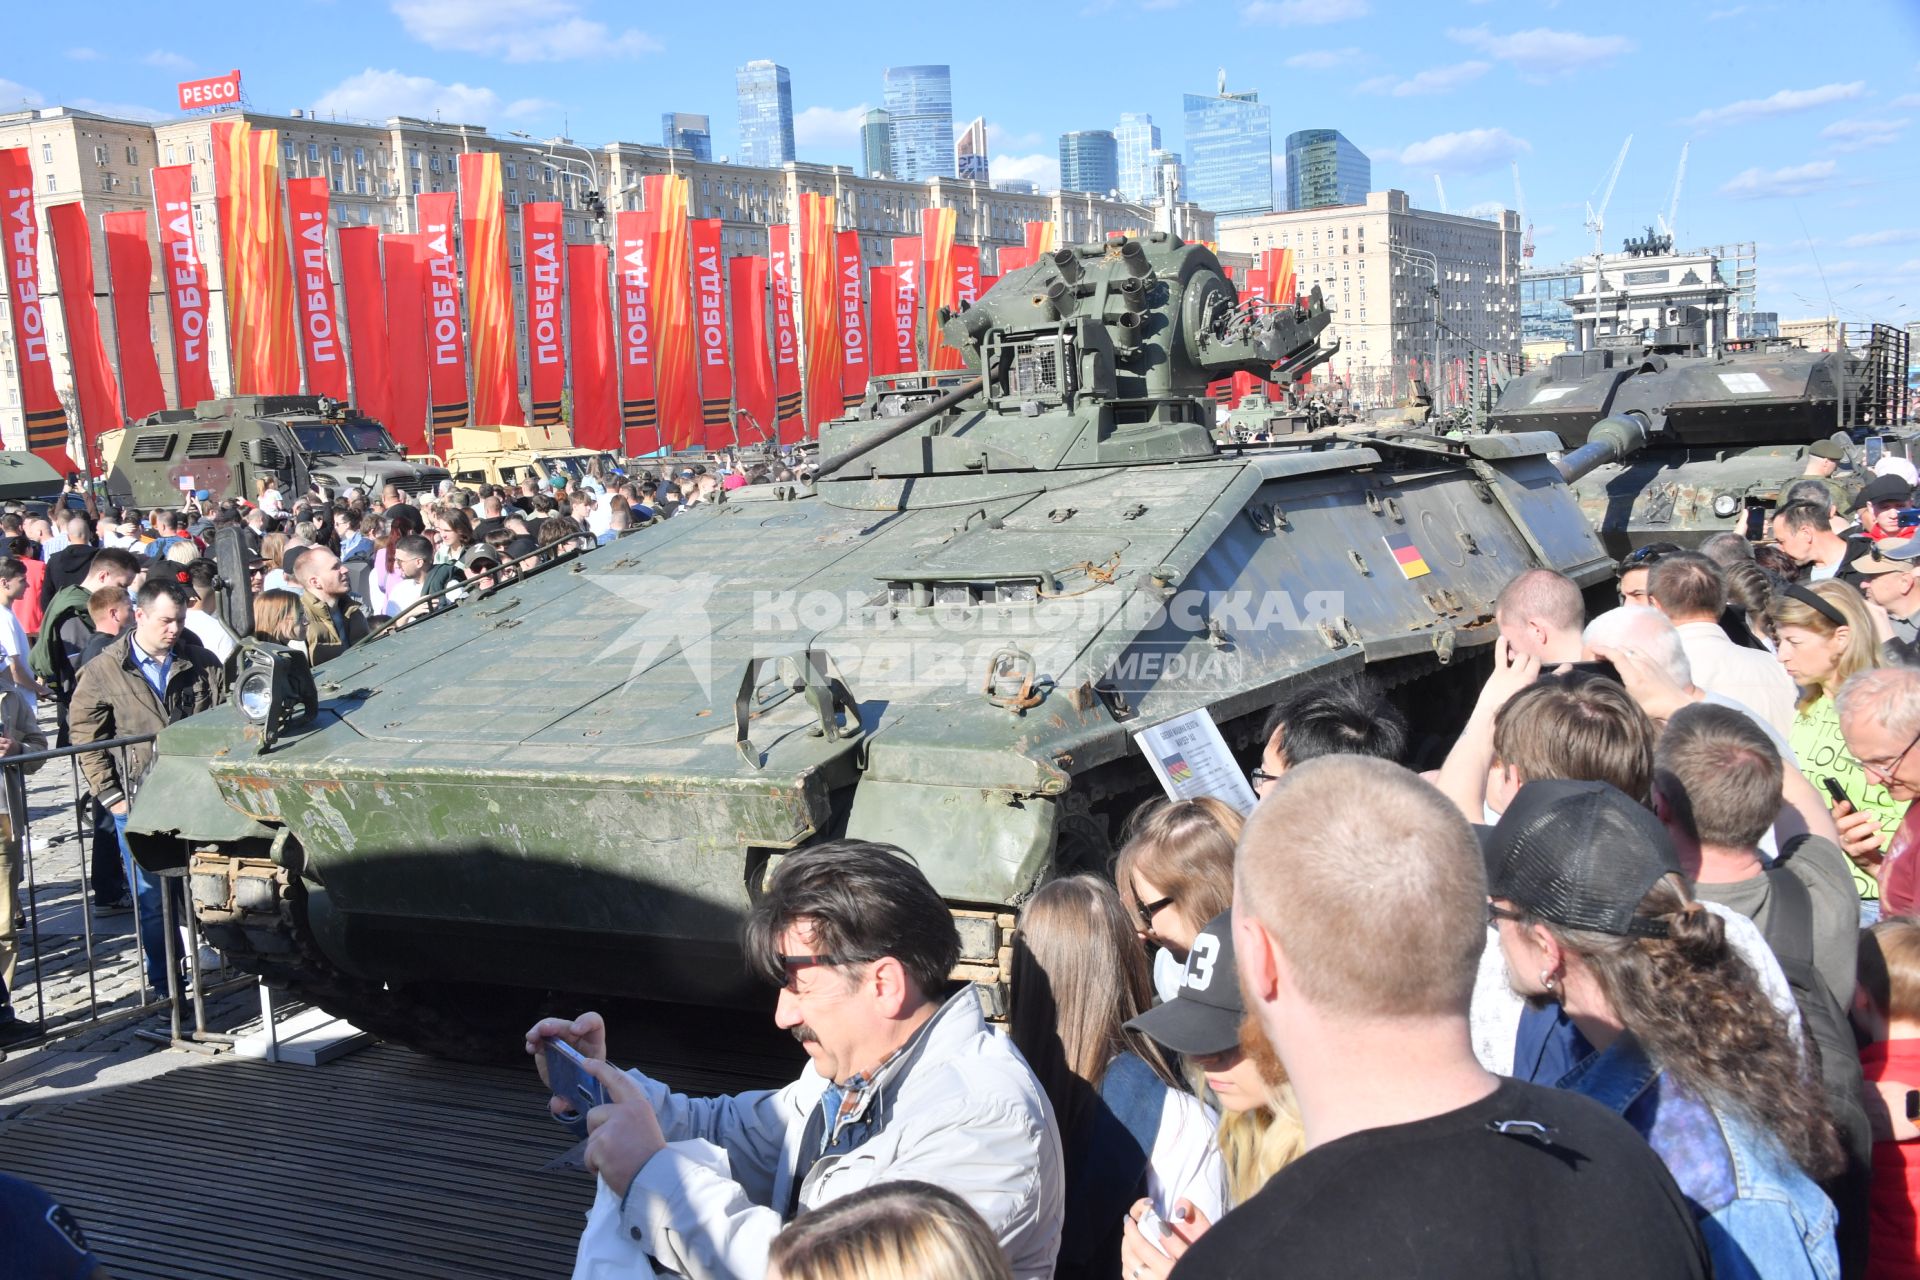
[418,421,621,490]
[99,395,450,509]
[1486,314,1912,556]
[127,233,1645,1058]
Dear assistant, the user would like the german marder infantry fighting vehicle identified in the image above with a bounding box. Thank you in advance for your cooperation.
[127,233,1645,1058]
[99,395,450,509]
[1486,313,1913,556]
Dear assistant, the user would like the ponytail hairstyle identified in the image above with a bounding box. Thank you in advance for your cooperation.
[1528,873,1842,1180]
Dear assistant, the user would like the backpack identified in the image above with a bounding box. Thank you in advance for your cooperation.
[1761,849,1870,1278]
[30,584,93,689]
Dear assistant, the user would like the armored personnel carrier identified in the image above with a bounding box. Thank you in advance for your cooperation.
[417,421,622,490]
[127,234,1642,1057]
[99,395,450,509]
[1486,317,1912,556]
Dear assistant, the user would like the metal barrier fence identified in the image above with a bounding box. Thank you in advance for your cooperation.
[4,729,243,1051]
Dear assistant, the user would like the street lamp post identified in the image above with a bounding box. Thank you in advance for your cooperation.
[1391,245,1441,411]
[507,131,607,243]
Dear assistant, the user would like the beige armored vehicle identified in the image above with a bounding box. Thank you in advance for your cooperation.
[416,422,621,490]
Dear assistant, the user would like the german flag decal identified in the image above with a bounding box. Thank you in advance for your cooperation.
[1384,532,1432,579]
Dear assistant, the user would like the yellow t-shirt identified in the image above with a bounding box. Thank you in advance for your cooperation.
[1791,694,1902,902]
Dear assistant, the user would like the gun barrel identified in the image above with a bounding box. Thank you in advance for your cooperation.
[1554,415,1649,484]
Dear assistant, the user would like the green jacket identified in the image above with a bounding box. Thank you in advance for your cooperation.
[30,584,92,690]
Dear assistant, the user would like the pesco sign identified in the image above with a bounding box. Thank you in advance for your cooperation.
[177,71,242,111]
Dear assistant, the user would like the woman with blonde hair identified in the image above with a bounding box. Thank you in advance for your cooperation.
[1007,877,1224,1280]
[252,590,302,645]
[1114,797,1241,1001]
[1120,912,1304,1279]
[1771,579,1902,910]
[768,1181,1011,1280]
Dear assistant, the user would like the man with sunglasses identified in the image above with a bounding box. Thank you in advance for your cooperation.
[525,840,1064,1280]
[1840,669,1920,915]
[1615,542,1683,608]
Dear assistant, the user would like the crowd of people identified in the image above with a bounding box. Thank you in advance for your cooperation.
[508,456,1920,1278]
[11,445,1920,1278]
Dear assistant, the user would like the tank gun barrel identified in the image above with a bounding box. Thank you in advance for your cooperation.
[811,376,986,480]
[1554,414,1648,484]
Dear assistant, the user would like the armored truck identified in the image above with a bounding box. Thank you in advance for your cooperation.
[127,234,1643,1058]
[416,422,621,490]
[99,395,450,509]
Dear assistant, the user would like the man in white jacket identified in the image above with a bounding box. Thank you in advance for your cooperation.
[528,840,1064,1279]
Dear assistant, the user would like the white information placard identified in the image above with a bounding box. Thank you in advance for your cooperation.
[1133,707,1260,815]
[1718,372,1769,395]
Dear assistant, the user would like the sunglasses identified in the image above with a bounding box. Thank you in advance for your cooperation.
[1136,895,1177,930]
[1861,722,1920,784]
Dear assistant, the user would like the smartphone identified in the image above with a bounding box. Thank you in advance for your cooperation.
[1135,1203,1172,1257]
[542,1037,607,1114]
[1822,776,1853,810]
[1898,509,1920,530]
[1866,437,1886,470]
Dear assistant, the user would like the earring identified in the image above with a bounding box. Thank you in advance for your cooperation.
[1540,970,1556,992]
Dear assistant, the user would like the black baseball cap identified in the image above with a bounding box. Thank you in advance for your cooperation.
[1125,911,1244,1056]
[1484,780,1680,938]
[1853,474,1913,511]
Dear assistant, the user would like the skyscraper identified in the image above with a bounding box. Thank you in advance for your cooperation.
[735,60,795,168]
[882,65,955,182]
[1059,130,1119,195]
[1115,113,1161,203]
[861,108,893,178]
[660,112,712,161]
[1285,129,1369,210]
[955,116,989,183]
[1150,149,1185,204]
[1182,72,1272,216]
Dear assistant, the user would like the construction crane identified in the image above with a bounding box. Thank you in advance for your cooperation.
[1512,162,1535,262]
[1584,134,1632,258]
[1656,142,1688,245]
[1433,174,1449,215]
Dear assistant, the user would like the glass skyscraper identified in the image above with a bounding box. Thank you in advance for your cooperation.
[1059,130,1119,195]
[1182,81,1272,216]
[735,60,795,168]
[1115,113,1161,203]
[955,116,989,182]
[861,109,893,179]
[883,65,956,182]
[1284,129,1369,210]
[660,112,712,162]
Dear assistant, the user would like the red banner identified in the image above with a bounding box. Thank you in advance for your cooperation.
[284,177,347,400]
[729,256,775,445]
[1025,221,1056,257]
[150,164,215,409]
[867,267,900,379]
[177,70,241,111]
[798,194,841,433]
[768,224,803,442]
[612,208,658,455]
[102,211,167,421]
[2,150,73,468]
[980,274,999,297]
[415,192,467,450]
[46,202,122,462]
[382,233,430,454]
[921,207,961,371]
[567,244,619,453]
[890,235,921,371]
[212,121,299,394]
[338,227,392,430]
[521,202,565,429]
[996,245,1034,275]
[457,153,522,427]
[643,175,700,451]
[689,218,732,448]
[836,231,868,407]
[954,245,980,310]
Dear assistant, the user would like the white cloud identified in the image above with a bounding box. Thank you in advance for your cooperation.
[1718,160,1837,199]
[1681,81,1865,129]
[143,50,192,71]
[1821,117,1907,152]
[1384,127,1531,174]
[1242,0,1369,26]
[992,152,1060,192]
[1894,94,1920,110]
[1360,61,1490,96]
[391,0,660,62]
[986,123,1047,152]
[1843,228,1920,248]
[1447,26,1633,73]
[793,104,869,151]
[0,79,46,108]
[313,69,551,124]
[1283,47,1360,70]
[65,47,102,61]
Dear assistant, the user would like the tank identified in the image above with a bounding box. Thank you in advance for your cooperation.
[126,233,1640,1058]
[98,395,451,508]
[1485,319,1912,556]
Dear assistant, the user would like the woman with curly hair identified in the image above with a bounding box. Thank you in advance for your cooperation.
[1490,778,1842,1278]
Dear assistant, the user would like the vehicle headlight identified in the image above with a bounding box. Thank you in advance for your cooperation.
[238,670,274,721]
[1712,493,1740,519]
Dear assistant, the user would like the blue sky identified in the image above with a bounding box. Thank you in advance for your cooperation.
[8,0,1919,323]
